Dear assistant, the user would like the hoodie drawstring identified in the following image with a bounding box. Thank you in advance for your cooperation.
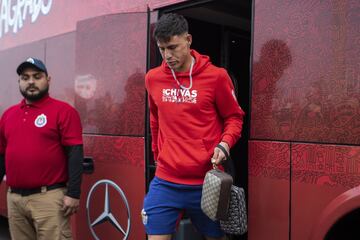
[170,57,195,90]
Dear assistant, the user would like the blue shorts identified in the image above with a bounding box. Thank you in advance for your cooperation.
[142,177,224,238]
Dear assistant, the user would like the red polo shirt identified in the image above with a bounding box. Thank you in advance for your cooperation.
[0,95,83,188]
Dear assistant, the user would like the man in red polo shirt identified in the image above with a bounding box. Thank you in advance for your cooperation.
[0,57,84,240]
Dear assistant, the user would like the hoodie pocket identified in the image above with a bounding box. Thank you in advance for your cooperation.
[157,138,212,179]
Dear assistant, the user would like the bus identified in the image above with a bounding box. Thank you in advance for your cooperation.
[0,0,359,239]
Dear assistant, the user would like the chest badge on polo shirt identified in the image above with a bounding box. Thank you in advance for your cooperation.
[34,114,47,128]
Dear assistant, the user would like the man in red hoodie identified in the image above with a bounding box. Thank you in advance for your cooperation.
[143,13,244,240]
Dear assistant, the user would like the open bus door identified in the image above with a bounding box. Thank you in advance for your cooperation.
[73,12,148,240]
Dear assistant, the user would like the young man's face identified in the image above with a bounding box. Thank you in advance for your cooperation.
[19,68,50,102]
[157,33,192,72]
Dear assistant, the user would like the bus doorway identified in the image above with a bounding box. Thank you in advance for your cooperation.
[147,0,252,239]
[179,9,252,193]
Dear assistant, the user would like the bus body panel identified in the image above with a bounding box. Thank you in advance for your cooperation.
[45,32,76,106]
[251,0,360,145]
[0,0,360,239]
[74,13,147,136]
[73,11,148,240]
[78,135,145,240]
[251,0,360,238]
[310,186,360,240]
[0,0,188,51]
[291,144,360,240]
[249,141,290,240]
[0,3,150,239]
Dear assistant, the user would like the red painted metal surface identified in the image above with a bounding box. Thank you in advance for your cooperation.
[0,0,190,51]
[291,143,360,240]
[248,140,290,240]
[309,186,360,240]
[251,0,360,145]
[76,135,145,240]
[251,1,360,238]
[45,32,76,106]
[0,183,6,216]
[292,144,360,188]
[0,0,148,51]
[74,13,146,136]
[0,8,149,240]
[0,0,359,239]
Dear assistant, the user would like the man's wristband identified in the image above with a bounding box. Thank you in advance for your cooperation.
[216,144,230,160]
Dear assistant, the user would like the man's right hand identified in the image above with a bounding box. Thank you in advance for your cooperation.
[62,195,80,217]
[211,141,230,165]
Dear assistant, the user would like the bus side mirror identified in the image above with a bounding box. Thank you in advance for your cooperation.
[83,157,94,174]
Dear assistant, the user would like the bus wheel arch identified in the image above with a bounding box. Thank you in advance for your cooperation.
[324,208,360,240]
[309,187,360,240]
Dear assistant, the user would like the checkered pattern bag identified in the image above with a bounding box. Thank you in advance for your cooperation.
[220,185,248,235]
[201,169,233,221]
[201,144,248,235]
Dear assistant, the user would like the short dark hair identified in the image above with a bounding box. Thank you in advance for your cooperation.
[153,13,188,42]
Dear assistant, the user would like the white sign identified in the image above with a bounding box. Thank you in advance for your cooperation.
[0,0,53,38]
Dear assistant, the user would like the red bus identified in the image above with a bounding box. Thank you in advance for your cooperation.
[0,0,359,240]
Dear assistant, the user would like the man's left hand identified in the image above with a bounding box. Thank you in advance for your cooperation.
[62,195,80,217]
[211,141,230,166]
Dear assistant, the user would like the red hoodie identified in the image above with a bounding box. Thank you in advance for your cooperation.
[145,50,244,185]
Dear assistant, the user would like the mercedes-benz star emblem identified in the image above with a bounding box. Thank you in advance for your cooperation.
[86,179,131,240]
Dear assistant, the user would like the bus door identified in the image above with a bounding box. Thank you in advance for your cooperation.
[73,12,147,240]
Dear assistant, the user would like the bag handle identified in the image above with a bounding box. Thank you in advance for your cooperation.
[215,144,236,179]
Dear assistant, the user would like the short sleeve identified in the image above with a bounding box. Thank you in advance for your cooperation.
[58,106,83,146]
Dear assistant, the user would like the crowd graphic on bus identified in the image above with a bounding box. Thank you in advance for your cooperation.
[251,37,360,191]
[252,38,360,145]
[74,69,145,136]
[251,39,293,139]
